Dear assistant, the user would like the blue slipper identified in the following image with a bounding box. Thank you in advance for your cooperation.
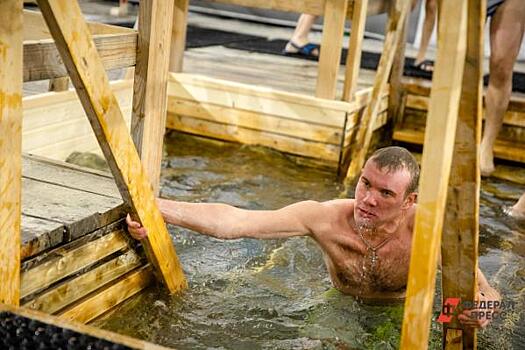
[283,41,319,59]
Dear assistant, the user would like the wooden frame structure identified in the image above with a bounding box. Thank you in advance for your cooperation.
[166,0,406,174]
[1,0,187,325]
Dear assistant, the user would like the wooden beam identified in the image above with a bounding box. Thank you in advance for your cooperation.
[206,0,390,17]
[0,0,23,306]
[342,0,368,101]
[344,0,411,181]
[400,0,467,348]
[315,0,349,99]
[442,0,485,348]
[59,265,153,323]
[169,0,189,72]
[131,0,175,194]
[36,0,186,293]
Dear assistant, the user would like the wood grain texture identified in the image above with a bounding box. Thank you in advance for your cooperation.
[442,1,485,347]
[131,0,174,194]
[169,0,189,72]
[342,0,368,101]
[0,0,23,306]
[36,0,186,293]
[315,0,349,99]
[400,0,467,348]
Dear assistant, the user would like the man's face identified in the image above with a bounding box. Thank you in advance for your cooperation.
[354,160,416,229]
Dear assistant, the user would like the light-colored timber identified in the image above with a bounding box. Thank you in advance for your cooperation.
[0,303,170,350]
[442,1,485,347]
[59,265,154,324]
[0,0,23,306]
[131,0,174,193]
[401,0,467,348]
[169,0,189,72]
[36,0,186,293]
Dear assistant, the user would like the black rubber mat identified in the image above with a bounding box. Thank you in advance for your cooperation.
[226,37,525,93]
[186,26,262,49]
[0,311,131,349]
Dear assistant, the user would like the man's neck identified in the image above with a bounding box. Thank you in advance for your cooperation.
[355,212,406,244]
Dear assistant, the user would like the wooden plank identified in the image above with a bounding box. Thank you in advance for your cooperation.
[170,73,356,113]
[207,0,390,16]
[342,0,368,101]
[316,0,349,99]
[23,10,135,41]
[22,177,124,240]
[59,265,153,324]
[168,74,349,128]
[168,98,343,144]
[21,230,129,298]
[0,0,23,306]
[393,128,525,163]
[344,0,411,181]
[36,0,186,293]
[24,32,137,82]
[0,303,171,349]
[400,0,467,348]
[405,94,525,128]
[442,1,484,347]
[22,155,120,198]
[24,249,142,314]
[166,114,341,162]
[131,0,174,194]
[169,0,189,72]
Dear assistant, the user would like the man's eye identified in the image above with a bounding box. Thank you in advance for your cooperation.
[381,190,392,197]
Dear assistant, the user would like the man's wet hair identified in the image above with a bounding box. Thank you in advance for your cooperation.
[368,146,420,196]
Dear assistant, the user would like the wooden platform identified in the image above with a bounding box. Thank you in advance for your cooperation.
[19,154,152,324]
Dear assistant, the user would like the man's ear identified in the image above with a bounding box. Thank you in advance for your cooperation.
[403,192,417,209]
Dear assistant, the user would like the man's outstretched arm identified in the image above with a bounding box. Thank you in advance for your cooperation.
[126,198,333,241]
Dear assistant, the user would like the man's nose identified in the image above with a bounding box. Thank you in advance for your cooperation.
[363,190,377,206]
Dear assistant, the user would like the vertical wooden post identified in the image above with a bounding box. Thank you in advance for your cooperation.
[36,0,187,293]
[342,0,368,101]
[442,0,485,349]
[0,0,23,306]
[169,0,189,73]
[344,0,411,182]
[399,0,467,348]
[315,0,349,99]
[387,1,409,125]
[131,0,175,194]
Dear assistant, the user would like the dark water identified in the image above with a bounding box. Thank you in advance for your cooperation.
[95,132,525,349]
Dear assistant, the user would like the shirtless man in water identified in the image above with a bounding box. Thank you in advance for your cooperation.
[127,146,499,328]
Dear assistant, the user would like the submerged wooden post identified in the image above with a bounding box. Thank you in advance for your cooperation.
[36,0,187,293]
[316,0,349,99]
[400,0,467,348]
[131,0,175,194]
[342,0,368,101]
[344,0,411,182]
[169,0,189,73]
[0,0,23,306]
[442,1,485,349]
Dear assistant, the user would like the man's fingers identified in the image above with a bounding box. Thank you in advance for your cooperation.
[126,213,142,228]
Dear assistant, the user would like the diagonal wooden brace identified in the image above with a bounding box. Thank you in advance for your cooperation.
[36,0,186,293]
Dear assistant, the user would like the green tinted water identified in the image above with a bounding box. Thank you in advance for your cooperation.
[95,131,525,349]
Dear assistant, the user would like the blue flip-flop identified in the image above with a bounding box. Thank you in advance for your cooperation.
[283,41,319,59]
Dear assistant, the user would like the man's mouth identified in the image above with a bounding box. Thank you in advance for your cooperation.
[357,207,376,218]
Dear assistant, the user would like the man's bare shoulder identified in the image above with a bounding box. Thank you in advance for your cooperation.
[320,198,355,215]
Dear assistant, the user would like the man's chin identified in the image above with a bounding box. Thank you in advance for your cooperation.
[355,217,377,231]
